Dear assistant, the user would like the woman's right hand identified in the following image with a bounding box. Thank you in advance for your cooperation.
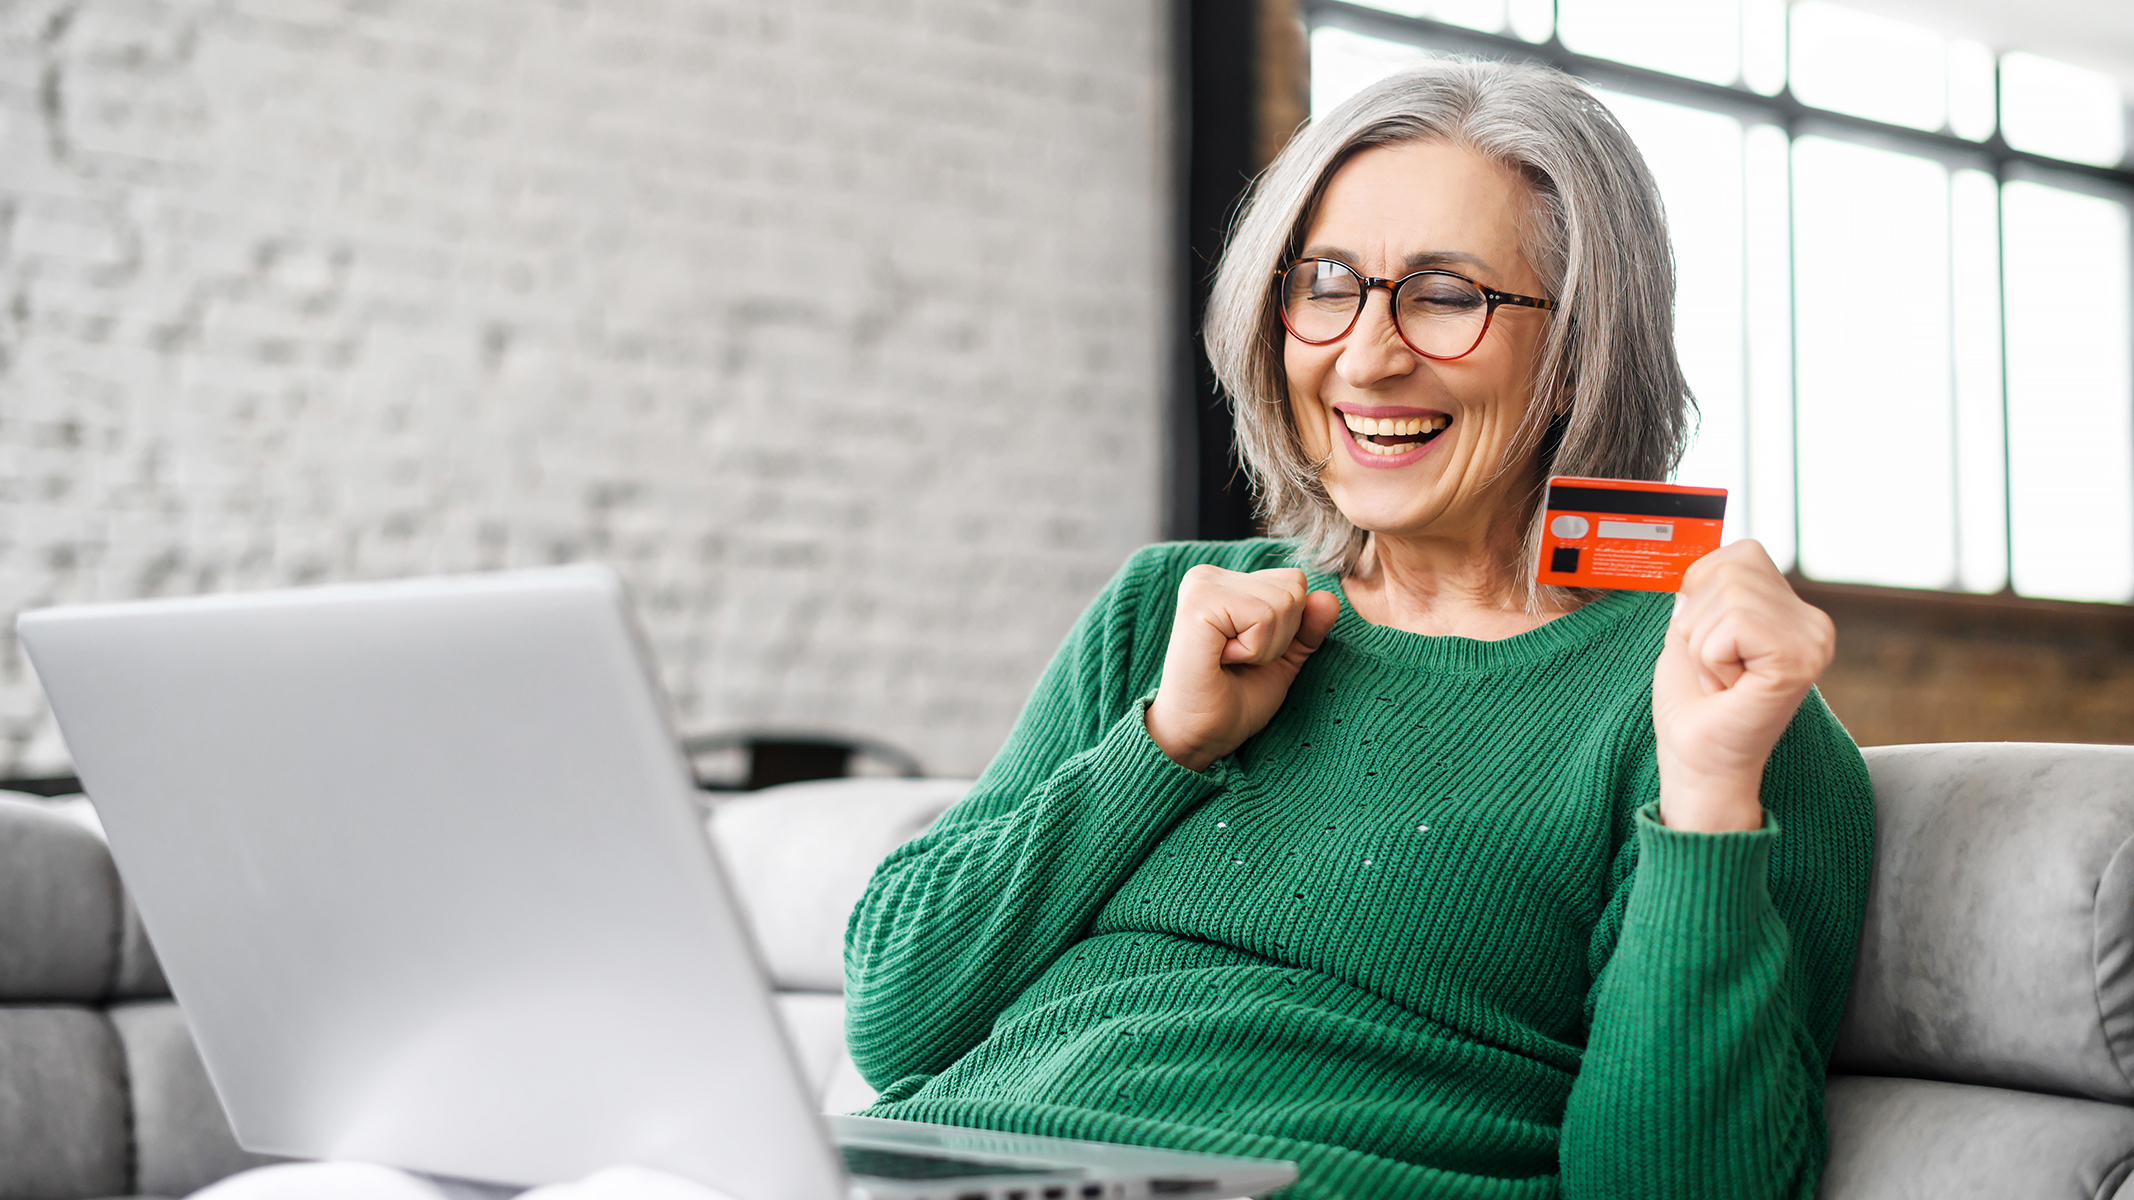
[1144,565,1341,772]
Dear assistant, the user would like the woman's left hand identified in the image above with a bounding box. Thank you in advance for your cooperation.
[1651,540,1835,832]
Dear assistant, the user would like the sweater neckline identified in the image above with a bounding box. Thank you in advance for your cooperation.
[1304,567,1653,672]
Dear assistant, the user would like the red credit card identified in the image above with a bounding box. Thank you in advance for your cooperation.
[1535,476,1727,592]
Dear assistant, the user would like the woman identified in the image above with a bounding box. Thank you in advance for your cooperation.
[843,60,1873,1200]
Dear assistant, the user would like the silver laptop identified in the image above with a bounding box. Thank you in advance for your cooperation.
[17,566,1295,1200]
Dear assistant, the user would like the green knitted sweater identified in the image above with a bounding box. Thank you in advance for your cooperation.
[846,539,1874,1199]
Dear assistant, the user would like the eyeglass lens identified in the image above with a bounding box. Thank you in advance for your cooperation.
[1280,260,1492,360]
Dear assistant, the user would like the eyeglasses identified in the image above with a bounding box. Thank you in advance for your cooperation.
[1275,258,1557,361]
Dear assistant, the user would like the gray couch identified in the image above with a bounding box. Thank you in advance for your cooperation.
[2,744,2131,1199]
[0,796,272,1199]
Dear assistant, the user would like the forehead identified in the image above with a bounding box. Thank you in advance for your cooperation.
[1301,141,1534,271]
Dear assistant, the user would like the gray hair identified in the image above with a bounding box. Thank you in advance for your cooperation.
[1202,59,1692,598]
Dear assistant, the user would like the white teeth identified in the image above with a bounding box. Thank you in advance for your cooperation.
[1340,411,1452,452]
[1343,412,1450,435]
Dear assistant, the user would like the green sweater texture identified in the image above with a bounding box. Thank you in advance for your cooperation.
[846,539,1875,1199]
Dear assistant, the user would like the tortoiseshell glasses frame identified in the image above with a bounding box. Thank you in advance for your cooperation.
[1275,257,1558,361]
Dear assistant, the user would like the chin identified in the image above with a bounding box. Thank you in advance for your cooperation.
[1324,491,1444,540]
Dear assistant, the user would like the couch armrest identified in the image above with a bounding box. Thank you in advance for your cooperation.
[1837,743,2134,1101]
[1821,1075,2134,1199]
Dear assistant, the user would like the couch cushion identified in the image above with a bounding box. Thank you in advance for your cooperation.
[1820,1074,2134,1199]
[113,890,171,1000]
[1835,744,2134,1102]
[0,1005,131,1198]
[111,1000,276,1198]
[0,794,124,1002]
[710,779,968,992]
[772,991,879,1116]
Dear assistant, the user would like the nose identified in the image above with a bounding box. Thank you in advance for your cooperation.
[1335,284,1417,388]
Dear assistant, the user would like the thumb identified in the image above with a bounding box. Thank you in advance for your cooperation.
[1293,591,1339,656]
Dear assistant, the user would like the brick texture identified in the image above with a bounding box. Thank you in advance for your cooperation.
[0,0,1169,778]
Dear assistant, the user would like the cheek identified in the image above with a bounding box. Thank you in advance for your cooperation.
[1285,356,1333,457]
[1460,349,1542,444]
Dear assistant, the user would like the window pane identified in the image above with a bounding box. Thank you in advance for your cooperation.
[1946,40,1997,142]
[1342,0,1505,32]
[1744,123,1795,569]
[1428,0,1507,33]
[1558,0,1739,87]
[1793,136,1954,589]
[1598,92,1747,540]
[1950,169,2007,592]
[2001,53,2127,168]
[2004,180,2134,602]
[1309,27,1434,118]
[1789,2,1945,132]
[1739,0,1787,97]
[1340,0,1431,16]
[1507,0,1553,43]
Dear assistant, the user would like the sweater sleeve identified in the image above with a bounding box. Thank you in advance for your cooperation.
[1558,689,1874,1200]
[842,544,1233,1094]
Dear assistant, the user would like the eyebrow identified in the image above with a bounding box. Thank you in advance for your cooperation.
[1300,246,1497,275]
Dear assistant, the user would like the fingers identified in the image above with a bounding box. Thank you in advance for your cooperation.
[1151,567,1330,773]
[1670,540,1834,698]
[1177,566,1312,667]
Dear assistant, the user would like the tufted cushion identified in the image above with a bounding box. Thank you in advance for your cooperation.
[0,1005,132,1198]
[1820,1074,2134,1199]
[111,1001,276,1198]
[710,778,969,992]
[1834,743,2134,1102]
[0,794,125,1002]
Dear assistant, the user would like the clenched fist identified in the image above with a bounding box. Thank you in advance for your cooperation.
[1145,566,1341,773]
[1653,540,1836,832]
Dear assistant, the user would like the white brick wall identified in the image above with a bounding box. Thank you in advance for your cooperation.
[0,0,1170,778]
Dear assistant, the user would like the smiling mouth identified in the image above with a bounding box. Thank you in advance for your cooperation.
[1342,411,1451,457]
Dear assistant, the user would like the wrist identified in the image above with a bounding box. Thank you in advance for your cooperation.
[1656,759,1764,832]
[1143,700,1218,773]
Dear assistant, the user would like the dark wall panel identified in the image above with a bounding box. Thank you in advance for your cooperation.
[1174,0,1267,542]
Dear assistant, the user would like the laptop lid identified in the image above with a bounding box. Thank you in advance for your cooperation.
[19,566,846,1200]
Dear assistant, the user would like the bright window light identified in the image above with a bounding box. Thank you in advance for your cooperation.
[1301,5,2134,607]
[1507,0,1554,43]
[1600,91,1748,541]
[1428,0,1508,34]
[1309,27,1435,118]
[1789,2,1945,132]
[1744,123,1796,569]
[2001,53,2127,169]
[2003,180,2134,602]
[1949,169,2007,593]
[1946,40,1997,141]
[1558,0,1740,88]
[1341,0,1431,16]
[1792,136,1955,589]
[1739,0,1788,96]
[1342,0,1505,32]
